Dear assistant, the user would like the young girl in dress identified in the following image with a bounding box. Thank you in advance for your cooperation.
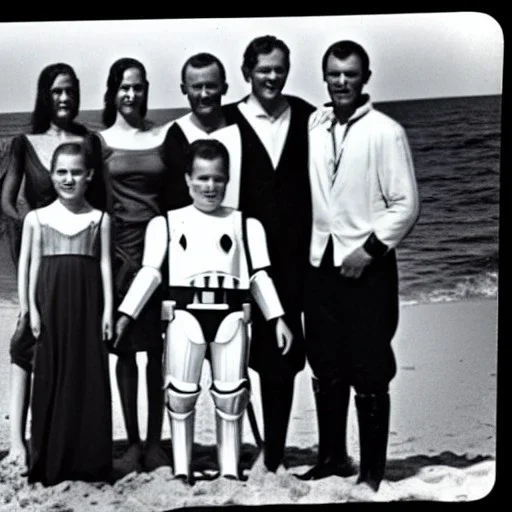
[18,141,113,486]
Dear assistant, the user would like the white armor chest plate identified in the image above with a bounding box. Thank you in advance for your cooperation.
[167,206,250,290]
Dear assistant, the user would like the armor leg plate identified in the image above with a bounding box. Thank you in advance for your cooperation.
[210,311,249,388]
[166,386,201,479]
[163,309,207,390]
[210,384,251,478]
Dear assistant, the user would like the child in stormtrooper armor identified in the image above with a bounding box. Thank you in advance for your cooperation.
[114,138,293,483]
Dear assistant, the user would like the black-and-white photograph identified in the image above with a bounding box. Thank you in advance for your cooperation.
[0,12,502,508]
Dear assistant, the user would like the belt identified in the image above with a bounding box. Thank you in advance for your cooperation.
[168,287,250,309]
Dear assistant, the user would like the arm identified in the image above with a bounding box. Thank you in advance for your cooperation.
[246,217,293,355]
[372,124,420,249]
[115,215,168,346]
[26,212,41,338]
[17,210,34,316]
[1,136,24,220]
[100,213,113,341]
[341,125,420,279]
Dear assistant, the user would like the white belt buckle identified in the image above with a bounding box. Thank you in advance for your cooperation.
[201,291,216,304]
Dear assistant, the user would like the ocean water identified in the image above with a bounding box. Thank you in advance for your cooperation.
[0,95,501,305]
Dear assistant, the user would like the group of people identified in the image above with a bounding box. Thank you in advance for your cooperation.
[0,34,419,493]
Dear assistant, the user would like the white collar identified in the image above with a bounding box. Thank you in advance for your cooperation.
[177,112,234,137]
[310,94,373,131]
[243,94,290,122]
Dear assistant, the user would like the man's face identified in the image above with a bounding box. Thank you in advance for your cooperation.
[246,48,289,104]
[185,156,228,213]
[181,63,227,120]
[324,53,369,111]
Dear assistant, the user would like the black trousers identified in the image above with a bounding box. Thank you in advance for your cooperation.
[303,251,399,394]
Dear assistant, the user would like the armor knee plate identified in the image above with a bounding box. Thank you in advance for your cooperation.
[210,384,251,419]
[166,385,201,414]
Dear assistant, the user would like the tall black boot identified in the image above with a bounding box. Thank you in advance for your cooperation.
[296,377,356,480]
[260,377,294,472]
[355,392,390,492]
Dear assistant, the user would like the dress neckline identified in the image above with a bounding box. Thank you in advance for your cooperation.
[22,134,51,173]
[40,221,100,239]
[96,131,165,153]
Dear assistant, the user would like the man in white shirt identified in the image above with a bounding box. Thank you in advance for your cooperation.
[224,36,315,473]
[163,53,242,210]
[300,40,420,491]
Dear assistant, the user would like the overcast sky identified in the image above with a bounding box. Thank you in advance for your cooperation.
[0,12,504,114]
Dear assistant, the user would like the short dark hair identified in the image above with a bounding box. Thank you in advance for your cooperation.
[51,141,94,173]
[242,35,290,74]
[186,139,230,180]
[31,63,84,135]
[102,57,149,128]
[322,40,370,78]
[181,53,226,84]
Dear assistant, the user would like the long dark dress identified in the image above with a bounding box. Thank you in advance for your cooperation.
[98,135,167,353]
[28,214,112,486]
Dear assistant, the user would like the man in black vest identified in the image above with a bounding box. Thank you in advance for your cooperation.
[224,35,315,473]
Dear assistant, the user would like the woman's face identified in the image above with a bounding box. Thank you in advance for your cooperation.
[50,73,78,124]
[115,67,146,119]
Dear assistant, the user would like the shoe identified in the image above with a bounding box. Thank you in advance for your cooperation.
[296,376,352,481]
[174,472,195,486]
[296,456,357,480]
[113,443,143,476]
[142,443,170,472]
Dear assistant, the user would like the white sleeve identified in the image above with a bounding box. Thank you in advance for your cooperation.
[250,270,285,321]
[141,216,168,268]
[373,125,420,248]
[246,217,271,270]
[118,216,168,319]
[246,217,284,320]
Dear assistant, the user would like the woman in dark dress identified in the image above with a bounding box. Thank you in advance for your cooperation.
[0,63,107,473]
[22,141,113,486]
[98,57,172,473]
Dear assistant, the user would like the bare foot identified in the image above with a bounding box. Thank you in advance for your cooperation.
[113,444,142,477]
[142,443,170,472]
[1,449,28,475]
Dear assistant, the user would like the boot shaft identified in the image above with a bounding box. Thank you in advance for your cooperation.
[355,392,390,492]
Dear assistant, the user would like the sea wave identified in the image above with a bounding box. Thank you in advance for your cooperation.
[400,271,498,306]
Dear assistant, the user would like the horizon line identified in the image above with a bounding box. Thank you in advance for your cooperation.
[0,92,502,117]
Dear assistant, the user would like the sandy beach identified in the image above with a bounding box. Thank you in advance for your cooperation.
[0,235,499,507]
